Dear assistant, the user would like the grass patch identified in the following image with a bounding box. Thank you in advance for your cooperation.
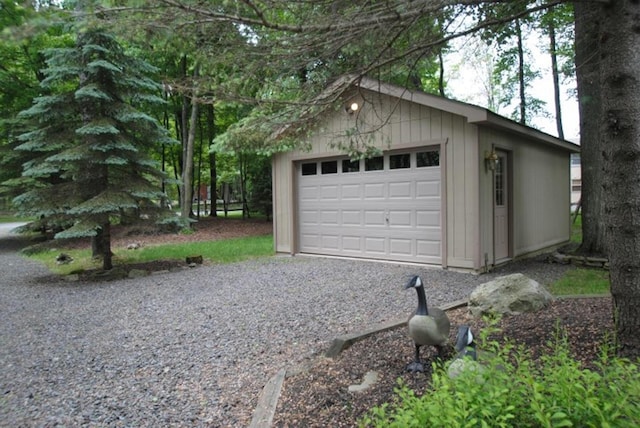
[571,212,582,244]
[548,267,610,296]
[0,214,32,223]
[26,234,274,274]
[124,234,273,265]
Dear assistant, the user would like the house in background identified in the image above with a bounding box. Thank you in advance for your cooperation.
[570,152,581,211]
[271,77,580,272]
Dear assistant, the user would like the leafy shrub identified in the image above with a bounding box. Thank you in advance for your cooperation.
[360,324,640,428]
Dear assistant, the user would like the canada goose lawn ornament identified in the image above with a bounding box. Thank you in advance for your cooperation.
[405,275,451,373]
[447,325,487,380]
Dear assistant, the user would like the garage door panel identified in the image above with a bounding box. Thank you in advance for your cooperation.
[300,234,320,249]
[320,185,339,199]
[341,184,361,199]
[342,236,362,251]
[320,210,339,225]
[300,210,319,225]
[365,210,387,226]
[389,239,412,255]
[322,235,339,249]
[342,210,361,225]
[416,210,440,227]
[365,237,386,253]
[417,240,441,257]
[389,181,412,198]
[364,183,385,199]
[416,180,440,198]
[300,185,320,200]
[388,210,412,227]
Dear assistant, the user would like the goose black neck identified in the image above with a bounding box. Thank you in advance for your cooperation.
[415,285,428,316]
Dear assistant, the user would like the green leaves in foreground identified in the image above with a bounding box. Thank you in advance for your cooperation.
[361,328,640,428]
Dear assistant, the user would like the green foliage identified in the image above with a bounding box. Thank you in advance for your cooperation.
[246,154,272,218]
[361,326,640,428]
[9,27,181,248]
[0,3,74,194]
[571,213,582,244]
[548,268,610,296]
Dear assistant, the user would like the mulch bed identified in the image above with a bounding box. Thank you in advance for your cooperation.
[273,296,614,427]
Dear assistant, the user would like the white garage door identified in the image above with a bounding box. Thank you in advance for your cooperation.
[297,148,441,264]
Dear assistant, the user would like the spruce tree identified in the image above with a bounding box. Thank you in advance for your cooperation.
[13,28,179,270]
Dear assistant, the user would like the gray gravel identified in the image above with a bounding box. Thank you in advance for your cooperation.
[0,227,572,427]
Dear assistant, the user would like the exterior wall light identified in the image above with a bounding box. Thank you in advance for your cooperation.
[346,102,359,114]
[485,149,499,172]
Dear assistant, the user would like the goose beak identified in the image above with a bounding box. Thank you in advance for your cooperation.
[404,275,422,289]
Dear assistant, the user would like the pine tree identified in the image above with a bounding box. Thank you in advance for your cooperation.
[12,28,179,270]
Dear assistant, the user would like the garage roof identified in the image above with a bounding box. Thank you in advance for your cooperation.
[351,76,580,154]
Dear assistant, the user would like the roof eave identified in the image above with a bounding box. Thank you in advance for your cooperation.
[355,76,580,154]
[477,111,580,153]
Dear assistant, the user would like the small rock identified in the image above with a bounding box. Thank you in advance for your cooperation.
[348,371,379,393]
[56,253,73,264]
[186,255,203,265]
[447,358,485,381]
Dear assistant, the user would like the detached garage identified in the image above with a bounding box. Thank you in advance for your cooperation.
[272,77,579,272]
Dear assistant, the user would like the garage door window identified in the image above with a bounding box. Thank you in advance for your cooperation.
[301,162,317,175]
[321,160,338,174]
[417,151,439,167]
[390,153,411,169]
[342,159,360,173]
[365,156,384,171]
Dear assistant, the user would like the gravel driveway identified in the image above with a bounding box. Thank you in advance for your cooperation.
[0,227,570,427]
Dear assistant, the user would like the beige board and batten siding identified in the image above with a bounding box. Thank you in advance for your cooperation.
[272,87,481,269]
[478,127,571,266]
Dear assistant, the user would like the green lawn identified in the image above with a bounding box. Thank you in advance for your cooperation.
[0,214,31,223]
[548,267,610,296]
[27,234,274,275]
[571,212,582,244]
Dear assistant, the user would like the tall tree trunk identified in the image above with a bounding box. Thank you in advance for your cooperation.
[173,111,183,205]
[196,114,205,218]
[160,103,170,209]
[515,18,526,125]
[180,64,199,221]
[548,19,564,139]
[239,153,250,219]
[101,221,113,271]
[180,56,190,215]
[600,0,640,358]
[574,1,607,256]
[207,104,217,218]
[92,227,106,259]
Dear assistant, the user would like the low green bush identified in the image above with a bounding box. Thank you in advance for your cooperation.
[361,323,640,428]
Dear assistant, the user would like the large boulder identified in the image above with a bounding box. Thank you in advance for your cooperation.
[468,273,554,317]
